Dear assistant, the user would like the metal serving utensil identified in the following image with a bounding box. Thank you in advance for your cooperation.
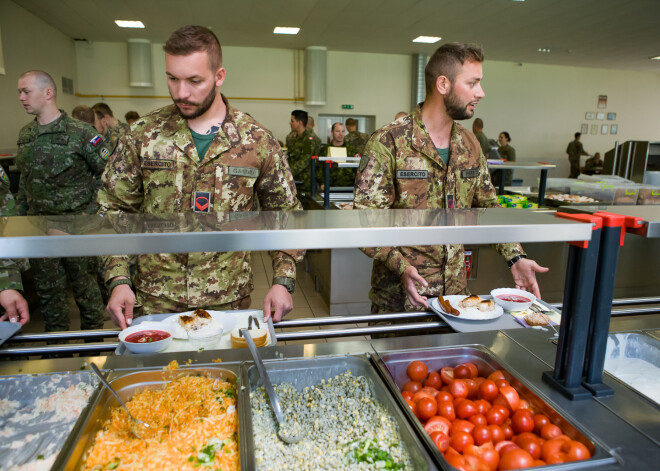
[89,363,150,439]
[530,303,559,336]
[240,328,301,444]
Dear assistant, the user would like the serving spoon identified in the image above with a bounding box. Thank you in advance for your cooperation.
[240,328,301,444]
[89,362,151,439]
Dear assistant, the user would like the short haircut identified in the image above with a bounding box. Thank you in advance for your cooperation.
[575,132,581,138]
[345,118,357,127]
[164,25,223,71]
[331,122,344,131]
[291,110,308,127]
[125,111,139,121]
[92,102,114,117]
[500,131,511,141]
[473,118,484,129]
[94,109,104,120]
[425,43,484,95]
[307,116,315,127]
[72,105,95,125]
[20,70,57,97]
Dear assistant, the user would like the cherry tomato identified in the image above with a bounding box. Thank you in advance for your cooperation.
[430,431,450,452]
[498,386,520,412]
[475,399,492,415]
[407,360,428,381]
[518,399,531,410]
[501,423,514,440]
[464,442,500,471]
[436,391,454,403]
[514,435,542,460]
[450,419,475,436]
[469,413,488,426]
[498,448,535,470]
[416,397,438,421]
[541,436,572,463]
[423,371,442,389]
[533,414,551,434]
[412,390,435,403]
[450,379,469,398]
[494,440,519,454]
[457,399,478,419]
[488,425,505,444]
[486,405,509,425]
[405,398,417,416]
[488,370,506,381]
[446,453,490,471]
[464,378,479,399]
[567,440,591,461]
[454,364,472,379]
[472,424,492,445]
[511,409,535,434]
[437,400,456,421]
[424,416,452,435]
[401,390,413,401]
[420,386,440,397]
[464,362,479,378]
[402,380,422,393]
[450,430,475,452]
[494,379,510,389]
[540,423,562,440]
[440,366,455,385]
[479,379,499,401]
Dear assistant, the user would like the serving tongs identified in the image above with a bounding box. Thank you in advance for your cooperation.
[240,328,302,444]
[89,363,151,439]
[529,303,559,336]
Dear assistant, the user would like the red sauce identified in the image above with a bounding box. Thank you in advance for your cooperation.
[125,330,171,343]
[497,294,531,303]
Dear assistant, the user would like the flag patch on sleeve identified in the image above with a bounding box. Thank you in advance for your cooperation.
[90,135,102,146]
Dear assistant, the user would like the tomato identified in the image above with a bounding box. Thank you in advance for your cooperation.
[446,454,490,471]
[405,397,417,414]
[469,413,488,426]
[420,386,440,397]
[472,424,492,445]
[455,364,472,379]
[436,391,454,403]
[498,448,534,470]
[423,371,442,389]
[430,431,450,452]
[437,400,456,421]
[533,459,547,467]
[494,440,519,454]
[494,379,510,389]
[416,397,438,421]
[402,380,422,393]
[567,440,591,461]
[498,386,520,412]
[406,360,428,381]
[488,370,506,381]
[450,430,475,452]
[479,379,499,401]
[401,390,413,401]
[533,414,550,433]
[486,405,509,425]
[518,399,531,410]
[412,390,435,403]
[464,442,500,471]
[441,366,455,385]
[541,436,571,463]
[451,419,475,435]
[464,362,479,378]
[501,423,514,440]
[424,416,452,435]
[475,399,491,415]
[457,399,478,419]
[450,379,469,398]
[540,423,562,440]
[511,409,535,434]
[488,425,505,444]
[464,378,479,398]
[514,435,542,460]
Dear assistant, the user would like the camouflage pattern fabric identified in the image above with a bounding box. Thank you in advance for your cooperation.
[584,156,603,175]
[15,111,111,216]
[317,142,359,188]
[566,139,588,178]
[344,130,370,155]
[285,128,321,193]
[98,95,304,314]
[474,130,490,156]
[0,170,27,292]
[354,105,525,313]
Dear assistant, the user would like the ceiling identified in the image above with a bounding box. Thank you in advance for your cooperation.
[13,0,660,72]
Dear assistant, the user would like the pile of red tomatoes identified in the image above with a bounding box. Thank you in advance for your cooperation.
[401,360,591,470]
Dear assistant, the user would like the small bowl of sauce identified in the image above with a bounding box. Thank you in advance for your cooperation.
[119,324,173,354]
[490,288,536,312]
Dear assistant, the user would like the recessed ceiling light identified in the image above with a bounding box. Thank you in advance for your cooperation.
[413,36,442,44]
[273,27,300,35]
[115,20,145,28]
[537,48,551,53]
[650,56,660,60]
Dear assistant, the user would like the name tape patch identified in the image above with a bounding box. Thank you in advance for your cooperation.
[228,166,259,178]
[396,170,429,179]
[142,159,174,170]
[461,168,480,178]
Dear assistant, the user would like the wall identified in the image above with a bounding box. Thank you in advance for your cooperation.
[0,0,78,152]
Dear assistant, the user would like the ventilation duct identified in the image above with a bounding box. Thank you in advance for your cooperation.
[305,46,327,106]
[127,39,153,87]
[0,26,5,75]
[411,53,427,109]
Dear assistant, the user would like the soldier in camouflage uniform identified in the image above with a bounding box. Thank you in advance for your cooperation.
[99,25,304,329]
[0,167,30,325]
[566,132,589,178]
[285,110,321,194]
[16,70,108,331]
[354,43,548,314]
[344,118,370,156]
[317,122,359,188]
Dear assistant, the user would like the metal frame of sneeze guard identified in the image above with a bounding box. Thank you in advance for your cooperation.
[0,208,593,259]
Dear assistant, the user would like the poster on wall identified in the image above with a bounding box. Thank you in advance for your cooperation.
[607,112,616,120]
[596,112,605,120]
[585,112,595,120]
[601,125,609,135]
[581,123,589,134]
[598,95,607,109]
[590,124,598,135]
[611,124,618,135]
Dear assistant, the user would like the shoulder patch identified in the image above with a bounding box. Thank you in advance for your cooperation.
[90,135,102,146]
[100,147,110,159]
[0,166,8,183]
[359,154,369,172]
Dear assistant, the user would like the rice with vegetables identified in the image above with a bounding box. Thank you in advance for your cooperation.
[251,371,413,470]
[83,375,238,471]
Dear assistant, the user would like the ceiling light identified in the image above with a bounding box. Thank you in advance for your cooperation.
[650,56,660,61]
[413,36,442,44]
[537,48,551,53]
[273,27,300,35]
[115,20,145,28]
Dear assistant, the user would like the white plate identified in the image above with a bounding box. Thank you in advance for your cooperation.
[430,295,504,321]
[161,311,238,339]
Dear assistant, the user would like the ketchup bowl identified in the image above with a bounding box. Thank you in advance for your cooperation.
[118,323,174,354]
[490,288,536,312]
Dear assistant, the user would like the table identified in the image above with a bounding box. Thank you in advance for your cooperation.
[487,161,556,205]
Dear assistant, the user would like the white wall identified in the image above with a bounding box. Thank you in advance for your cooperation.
[0,0,78,152]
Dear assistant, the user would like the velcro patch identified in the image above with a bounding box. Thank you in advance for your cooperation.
[396,170,429,179]
[194,191,211,213]
[358,154,369,172]
[142,159,174,169]
[89,135,102,146]
[0,166,8,183]
[53,134,69,145]
[461,168,480,178]
[228,166,259,178]
[100,147,110,159]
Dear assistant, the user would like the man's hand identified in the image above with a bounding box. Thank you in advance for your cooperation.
[263,284,293,323]
[0,290,30,325]
[402,266,429,309]
[511,258,549,299]
[106,283,135,330]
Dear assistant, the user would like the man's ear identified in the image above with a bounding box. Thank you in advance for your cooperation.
[436,75,451,96]
[215,67,226,88]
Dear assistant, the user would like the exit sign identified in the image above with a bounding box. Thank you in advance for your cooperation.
[341,104,354,110]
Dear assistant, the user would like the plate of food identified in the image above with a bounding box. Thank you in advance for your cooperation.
[162,308,237,340]
[431,295,504,320]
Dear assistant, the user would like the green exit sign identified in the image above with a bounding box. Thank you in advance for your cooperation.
[341,104,354,110]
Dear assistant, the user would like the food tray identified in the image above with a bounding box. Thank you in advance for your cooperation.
[240,354,436,470]
[371,345,613,469]
[0,320,21,346]
[115,309,276,355]
[0,371,100,470]
[56,366,238,470]
[429,296,522,333]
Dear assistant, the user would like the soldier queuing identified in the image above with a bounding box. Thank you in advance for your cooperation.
[285,109,321,194]
[344,118,369,155]
[317,122,359,188]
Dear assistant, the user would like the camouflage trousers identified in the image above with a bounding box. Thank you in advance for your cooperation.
[30,257,106,331]
[134,291,252,317]
[569,156,581,178]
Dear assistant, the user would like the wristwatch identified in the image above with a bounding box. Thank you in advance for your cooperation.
[507,254,528,268]
[272,276,295,293]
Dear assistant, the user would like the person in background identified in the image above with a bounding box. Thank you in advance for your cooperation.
[472,117,489,156]
[285,109,321,194]
[394,111,407,120]
[584,152,603,175]
[72,105,95,125]
[354,43,548,314]
[497,131,516,186]
[567,132,589,178]
[318,122,358,188]
[124,110,139,125]
[307,116,315,130]
[344,118,369,155]
[16,70,107,332]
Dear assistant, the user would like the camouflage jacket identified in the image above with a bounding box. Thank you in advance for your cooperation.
[0,169,27,292]
[16,111,109,215]
[474,130,490,155]
[285,128,321,191]
[584,157,603,174]
[98,97,304,308]
[345,130,370,155]
[317,142,359,188]
[354,105,525,311]
[566,140,587,159]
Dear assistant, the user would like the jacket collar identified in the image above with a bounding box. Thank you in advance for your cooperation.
[410,104,468,167]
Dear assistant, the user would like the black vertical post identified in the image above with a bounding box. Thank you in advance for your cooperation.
[310,156,317,198]
[324,162,331,209]
[538,168,548,206]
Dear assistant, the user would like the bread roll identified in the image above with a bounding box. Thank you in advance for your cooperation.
[230,328,268,348]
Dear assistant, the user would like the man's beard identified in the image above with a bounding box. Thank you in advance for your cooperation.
[445,88,474,120]
[173,85,217,119]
